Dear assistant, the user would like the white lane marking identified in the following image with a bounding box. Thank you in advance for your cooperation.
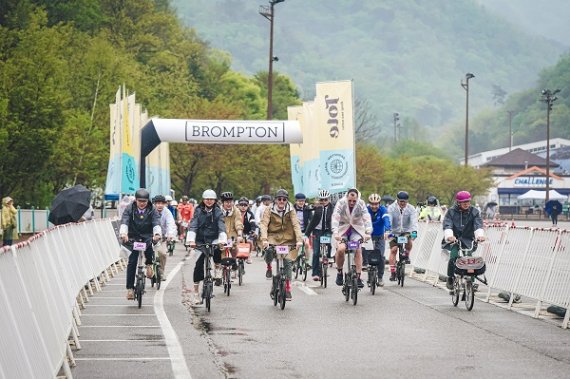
[80,314,155,316]
[292,281,318,295]
[84,304,153,306]
[75,357,170,361]
[81,338,164,343]
[153,258,193,379]
[80,325,161,328]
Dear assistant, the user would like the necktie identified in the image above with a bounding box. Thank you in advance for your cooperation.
[322,206,327,230]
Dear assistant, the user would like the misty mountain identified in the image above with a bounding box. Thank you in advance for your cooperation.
[172,0,566,143]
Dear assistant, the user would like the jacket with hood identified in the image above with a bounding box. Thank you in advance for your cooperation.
[222,205,244,240]
[260,201,303,259]
[187,202,227,244]
[442,203,484,250]
[331,191,373,239]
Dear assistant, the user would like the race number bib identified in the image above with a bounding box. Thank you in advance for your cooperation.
[320,235,331,244]
[347,240,360,250]
[397,236,408,244]
[133,242,147,251]
[276,245,289,255]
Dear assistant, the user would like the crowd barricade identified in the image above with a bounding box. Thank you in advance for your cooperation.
[0,218,122,378]
[409,221,570,329]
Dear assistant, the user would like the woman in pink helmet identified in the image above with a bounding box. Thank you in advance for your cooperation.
[442,191,486,290]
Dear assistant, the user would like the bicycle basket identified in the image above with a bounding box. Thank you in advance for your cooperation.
[455,256,486,276]
[368,249,383,265]
[236,243,251,259]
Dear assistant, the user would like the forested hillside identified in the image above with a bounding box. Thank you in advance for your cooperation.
[172,0,568,153]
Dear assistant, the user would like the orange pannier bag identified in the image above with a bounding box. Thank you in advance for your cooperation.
[236,243,251,259]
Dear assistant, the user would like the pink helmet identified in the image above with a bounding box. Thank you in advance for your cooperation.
[455,191,471,202]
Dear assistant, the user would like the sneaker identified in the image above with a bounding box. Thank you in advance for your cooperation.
[126,289,134,300]
[473,283,479,292]
[389,272,397,281]
[378,278,384,287]
[214,267,222,279]
[265,268,272,278]
[285,291,292,300]
[446,277,454,290]
[146,265,154,279]
[357,278,364,288]
[312,275,320,281]
[246,258,252,264]
[336,272,343,286]
[190,293,202,306]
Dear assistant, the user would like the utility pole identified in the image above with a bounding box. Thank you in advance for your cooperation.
[540,89,560,202]
[461,73,475,166]
[507,110,514,151]
[393,112,400,142]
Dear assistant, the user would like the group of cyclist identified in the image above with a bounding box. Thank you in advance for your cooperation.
[119,185,486,304]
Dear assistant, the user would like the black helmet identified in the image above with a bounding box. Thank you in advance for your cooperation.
[220,191,233,201]
[135,188,150,200]
[427,196,438,206]
[396,191,409,200]
[275,189,289,199]
[153,195,166,203]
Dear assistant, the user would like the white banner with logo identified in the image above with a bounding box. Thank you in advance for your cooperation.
[315,80,356,192]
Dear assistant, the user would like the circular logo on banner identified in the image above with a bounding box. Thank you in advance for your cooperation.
[126,159,136,183]
[325,153,349,179]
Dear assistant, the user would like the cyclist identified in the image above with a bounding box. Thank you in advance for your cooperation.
[364,193,391,286]
[152,195,177,280]
[293,193,314,269]
[260,189,303,300]
[119,188,162,300]
[255,194,272,251]
[419,196,443,222]
[220,191,244,278]
[165,195,178,220]
[186,189,227,305]
[237,197,256,263]
[443,190,486,289]
[304,189,334,281]
[177,195,194,240]
[386,191,418,281]
[331,188,372,288]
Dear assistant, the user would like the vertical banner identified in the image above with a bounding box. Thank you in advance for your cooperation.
[104,87,122,198]
[288,105,304,195]
[315,80,355,193]
[120,86,138,193]
[301,101,320,198]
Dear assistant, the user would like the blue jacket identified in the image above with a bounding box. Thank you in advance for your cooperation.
[367,204,391,236]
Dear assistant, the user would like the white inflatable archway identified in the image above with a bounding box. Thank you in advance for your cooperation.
[140,118,302,187]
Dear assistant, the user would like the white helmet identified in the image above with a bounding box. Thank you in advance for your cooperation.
[202,189,217,199]
[318,189,331,199]
[165,195,173,202]
[171,200,178,206]
[368,193,381,203]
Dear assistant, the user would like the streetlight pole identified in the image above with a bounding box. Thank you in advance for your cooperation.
[461,73,475,166]
[540,89,560,202]
[259,0,284,120]
[393,112,400,142]
[507,110,514,151]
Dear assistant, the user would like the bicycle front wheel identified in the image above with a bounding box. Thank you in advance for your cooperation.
[205,281,212,312]
[322,264,328,288]
[451,277,460,306]
[370,269,376,295]
[398,263,405,287]
[238,262,244,286]
[465,280,475,311]
[156,270,161,290]
[344,274,350,302]
[279,279,286,310]
[352,274,358,305]
[136,279,144,309]
[272,276,278,306]
[302,260,308,281]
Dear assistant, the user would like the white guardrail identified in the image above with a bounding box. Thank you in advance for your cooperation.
[410,221,570,329]
[0,218,122,379]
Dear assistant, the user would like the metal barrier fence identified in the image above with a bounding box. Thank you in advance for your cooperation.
[410,221,570,328]
[0,218,122,378]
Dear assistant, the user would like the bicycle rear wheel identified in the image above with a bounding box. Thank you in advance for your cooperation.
[451,277,460,306]
[465,280,474,311]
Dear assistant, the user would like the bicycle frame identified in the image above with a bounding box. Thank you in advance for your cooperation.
[268,244,294,310]
[341,239,361,305]
[195,243,216,312]
[319,234,332,288]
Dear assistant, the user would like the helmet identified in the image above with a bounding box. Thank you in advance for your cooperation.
[275,189,289,199]
[295,193,306,200]
[261,194,272,202]
[135,188,150,200]
[220,191,234,201]
[171,200,178,206]
[189,198,196,204]
[153,195,166,203]
[318,189,331,199]
[255,196,262,202]
[427,196,438,206]
[368,193,381,203]
[181,195,189,201]
[202,189,217,199]
[396,191,409,200]
[455,191,471,202]
[238,197,249,205]
[164,195,173,202]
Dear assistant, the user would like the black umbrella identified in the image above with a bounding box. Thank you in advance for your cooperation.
[49,184,92,225]
[486,201,498,207]
[381,195,394,203]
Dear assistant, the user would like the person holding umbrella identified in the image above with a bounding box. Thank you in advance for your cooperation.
[119,188,162,300]
[1,197,19,247]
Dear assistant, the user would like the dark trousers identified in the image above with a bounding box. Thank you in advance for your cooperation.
[193,246,221,283]
[311,230,332,277]
[126,249,154,289]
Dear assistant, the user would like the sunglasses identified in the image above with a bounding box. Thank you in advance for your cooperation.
[136,199,148,203]
[369,202,380,206]
[238,203,248,206]
[276,197,287,202]
[320,198,329,202]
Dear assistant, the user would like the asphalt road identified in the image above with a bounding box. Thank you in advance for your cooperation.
[70,229,570,379]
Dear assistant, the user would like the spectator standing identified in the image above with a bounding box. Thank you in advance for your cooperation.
[1,197,19,246]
